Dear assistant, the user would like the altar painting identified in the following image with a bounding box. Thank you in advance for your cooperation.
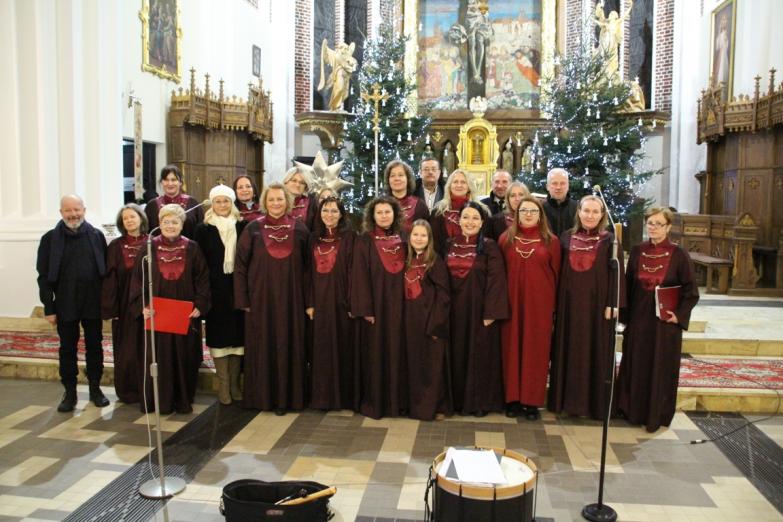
[417,0,542,111]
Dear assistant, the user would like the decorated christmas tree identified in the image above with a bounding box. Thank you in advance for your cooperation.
[518,32,659,224]
[342,22,432,213]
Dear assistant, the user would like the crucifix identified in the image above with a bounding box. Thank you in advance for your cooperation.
[361,82,389,195]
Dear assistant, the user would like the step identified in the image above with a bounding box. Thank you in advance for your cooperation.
[683,338,783,357]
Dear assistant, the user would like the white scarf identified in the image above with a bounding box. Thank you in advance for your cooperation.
[205,209,237,274]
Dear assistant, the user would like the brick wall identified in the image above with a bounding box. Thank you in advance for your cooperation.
[654,0,674,112]
[294,0,312,114]
[565,0,584,55]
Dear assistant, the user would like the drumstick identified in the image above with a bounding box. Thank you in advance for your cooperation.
[279,486,337,505]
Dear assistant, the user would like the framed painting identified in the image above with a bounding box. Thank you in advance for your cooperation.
[139,0,182,83]
[405,0,555,113]
[710,0,736,101]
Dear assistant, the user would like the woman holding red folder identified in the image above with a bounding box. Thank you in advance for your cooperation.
[616,207,699,432]
[130,204,211,414]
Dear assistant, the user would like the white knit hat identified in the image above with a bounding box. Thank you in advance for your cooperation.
[209,184,236,203]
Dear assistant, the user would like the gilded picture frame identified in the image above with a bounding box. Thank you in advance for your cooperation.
[139,0,182,83]
[709,0,736,101]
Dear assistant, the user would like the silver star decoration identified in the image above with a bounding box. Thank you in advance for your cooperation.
[295,150,353,194]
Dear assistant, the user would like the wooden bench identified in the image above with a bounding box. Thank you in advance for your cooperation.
[689,252,733,294]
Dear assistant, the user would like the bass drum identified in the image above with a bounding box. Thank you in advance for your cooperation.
[426,447,537,522]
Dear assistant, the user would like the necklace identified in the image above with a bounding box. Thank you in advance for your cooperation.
[316,245,335,255]
[642,251,669,259]
[514,247,535,259]
[514,236,540,245]
[264,223,291,230]
[268,233,289,242]
[382,246,401,254]
[641,263,663,273]
[374,234,400,241]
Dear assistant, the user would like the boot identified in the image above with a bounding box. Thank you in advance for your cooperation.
[228,355,243,401]
[89,381,110,407]
[213,356,231,405]
[57,384,78,413]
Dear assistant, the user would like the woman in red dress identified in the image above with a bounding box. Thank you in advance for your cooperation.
[404,219,451,420]
[384,160,429,233]
[234,183,309,414]
[430,169,486,253]
[446,201,509,416]
[233,175,263,222]
[307,196,358,411]
[351,196,407,419]
[130,204,211,414]
[616,207,699,432]
[102,203,148,404]
[283,167,315,229]
[499,196,560,420]
[548,195,625,421]
[145,165,204,238]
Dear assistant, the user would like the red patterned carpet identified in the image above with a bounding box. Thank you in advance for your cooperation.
[0,331,215,369]
[2,331,782,389]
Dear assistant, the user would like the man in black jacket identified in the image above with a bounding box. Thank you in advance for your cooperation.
[480,169,512,215]
[36,195,110,412]
[542,168,577,237]
[413,157,445,211]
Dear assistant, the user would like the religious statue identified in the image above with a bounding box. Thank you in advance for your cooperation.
[442,142,456,176]
[449,0,493,85]
[502,141,514,172]
[594,0,633,80]
[623,77,646,112]
[318,40,358,112]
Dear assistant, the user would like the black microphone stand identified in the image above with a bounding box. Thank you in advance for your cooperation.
[582,187,622,522]
[139,200,207,499]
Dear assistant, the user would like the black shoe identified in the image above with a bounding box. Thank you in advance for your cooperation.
[524,406,541,421]
[505,403,520,418]
[475,410,488,418]
[88,383,110,408]
[275,409,286,416]
[57,388,77,412]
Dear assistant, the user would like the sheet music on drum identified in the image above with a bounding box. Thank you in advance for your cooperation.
[438,447,507,485]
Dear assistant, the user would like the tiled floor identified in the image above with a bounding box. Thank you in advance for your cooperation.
[0,379,781,521]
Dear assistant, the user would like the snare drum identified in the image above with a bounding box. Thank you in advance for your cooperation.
[426,447,537,522]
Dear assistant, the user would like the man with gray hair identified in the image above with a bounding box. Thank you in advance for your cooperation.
[414,157,445,211]
[542,168,577,237]
[481,169,512,215]
[36,195,110,412]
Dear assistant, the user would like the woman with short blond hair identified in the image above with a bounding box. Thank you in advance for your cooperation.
[234,182,309,415]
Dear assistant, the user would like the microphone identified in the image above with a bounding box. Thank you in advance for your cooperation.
[592,185,621,261]
[147,198,211,237]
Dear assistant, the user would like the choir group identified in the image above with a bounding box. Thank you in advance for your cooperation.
[98,159,698,433]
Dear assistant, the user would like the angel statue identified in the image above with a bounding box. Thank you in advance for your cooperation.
[318,40,358,112]
[594,0,633,80]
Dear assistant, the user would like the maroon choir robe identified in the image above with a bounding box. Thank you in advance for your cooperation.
[547,229,625,420]
[489,212,514,241]
[430,208,463,255]
[616,239,699,432]
[237,201,263,222]
[101,234,147,403]
[395,194,430,233]
[308,228,359,411]
[500,227,561,407]
[446,235,509,415]
[145,194,204,238]
[350,228,407,419]
[234,214,309,411]
[129,236,211,414]
[404,255,451,420]
[291,195,316,230]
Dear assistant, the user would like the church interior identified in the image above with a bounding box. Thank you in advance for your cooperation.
[0,0,782,521]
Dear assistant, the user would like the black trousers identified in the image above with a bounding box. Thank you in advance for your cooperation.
[56,318,103,386]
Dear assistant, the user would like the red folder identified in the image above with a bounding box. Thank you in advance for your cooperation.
[655,285,681,320]
[145,297,194,335]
